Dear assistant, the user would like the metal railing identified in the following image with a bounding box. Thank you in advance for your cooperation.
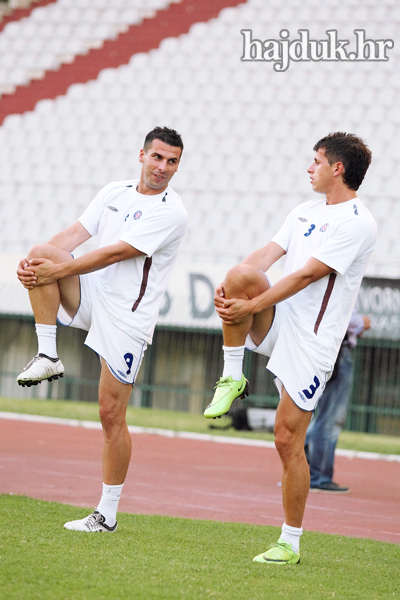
[1,324,399,436]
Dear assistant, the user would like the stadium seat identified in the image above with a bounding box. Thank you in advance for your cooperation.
[0,0,398,279]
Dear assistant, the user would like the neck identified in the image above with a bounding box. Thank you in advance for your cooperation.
[325,186,357,206]
[136,182,168,196]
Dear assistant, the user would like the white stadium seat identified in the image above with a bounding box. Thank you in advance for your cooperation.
[0,0,398,278]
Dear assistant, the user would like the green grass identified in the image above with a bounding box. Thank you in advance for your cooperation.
[1,396,400,456]
[1,495,399,600]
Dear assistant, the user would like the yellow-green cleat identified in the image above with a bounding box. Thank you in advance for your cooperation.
[204,374,249,419]
[253,539,300,565]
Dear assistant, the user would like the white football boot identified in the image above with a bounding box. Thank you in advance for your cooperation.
[64,510,117,533]
[17,354,64,387]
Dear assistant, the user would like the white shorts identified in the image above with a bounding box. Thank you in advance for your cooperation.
[246,302,333,411]
[57,272,147,385]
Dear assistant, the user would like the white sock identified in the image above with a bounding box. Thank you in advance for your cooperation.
[35,324,57,359]
[280,522,303,554]
[222,345,245,381]
[96,483,124,526]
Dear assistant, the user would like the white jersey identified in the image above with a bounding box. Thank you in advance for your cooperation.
[79,179,187,343]
[271,196,377,362]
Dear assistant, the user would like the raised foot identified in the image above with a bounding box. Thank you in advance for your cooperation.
[19,372,64,388]
[204,374,249,419]
[17,354,65,387]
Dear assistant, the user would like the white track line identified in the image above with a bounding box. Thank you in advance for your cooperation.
[1,411,400,463]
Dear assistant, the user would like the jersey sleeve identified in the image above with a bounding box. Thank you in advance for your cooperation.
[313,218,377,276]
[121,204,187,256]
[78,184,113,236]
[270,208,296,251]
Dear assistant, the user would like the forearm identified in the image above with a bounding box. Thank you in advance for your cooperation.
[51,244,141,279]
[250,270,314,314]
[216,257,334,325]
[250,257,334,315]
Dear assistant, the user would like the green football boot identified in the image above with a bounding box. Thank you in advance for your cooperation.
[253,538,300,565]
[204,374,249,419]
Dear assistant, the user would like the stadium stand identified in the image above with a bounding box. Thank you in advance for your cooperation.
[0,0,178,94]
[0,0,398,277]
[0,0,399,424]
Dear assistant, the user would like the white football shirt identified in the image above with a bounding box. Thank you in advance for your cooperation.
[271,196,377,361]
[79,179,187,343]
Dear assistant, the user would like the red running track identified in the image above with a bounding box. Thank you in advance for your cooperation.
[1,418,399,544]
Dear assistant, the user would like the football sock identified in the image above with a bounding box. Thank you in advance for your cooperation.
[222,345,245,381]
[280,522,303,554]
[35,324,58,359]
[97,483,124,526]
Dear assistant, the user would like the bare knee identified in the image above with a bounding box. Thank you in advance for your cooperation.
[224,264,269,299]
[274,425,306,467]
[99,398,126,436]
[274,427,294,465]
[26,243,74,264]
[27,244,52,260]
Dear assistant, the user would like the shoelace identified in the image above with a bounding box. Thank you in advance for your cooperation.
[264,541,293,554]
[24,355,40,370]
[269,542,291,549]
[214,377,233,389]
[86,512,103,531]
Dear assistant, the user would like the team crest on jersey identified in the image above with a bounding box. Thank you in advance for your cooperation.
[134,211,142,220]
[108,206,118,212]
[298,217,308,222]
[320,223,329,232]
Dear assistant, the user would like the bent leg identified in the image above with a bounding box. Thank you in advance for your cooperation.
[205,265,276,418]
[26,243,80,324]
[221,264,275,347]
[274,388,312,527]
[17,244,80,385]
[98,359,133,484]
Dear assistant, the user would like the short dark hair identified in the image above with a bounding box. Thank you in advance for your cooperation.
[313,132,372,191]
[143,126,184,156]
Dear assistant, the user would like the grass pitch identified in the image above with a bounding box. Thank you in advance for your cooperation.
[1,495,399,600]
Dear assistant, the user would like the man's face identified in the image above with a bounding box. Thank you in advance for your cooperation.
[307,148,338,194]
[138,139,181,194]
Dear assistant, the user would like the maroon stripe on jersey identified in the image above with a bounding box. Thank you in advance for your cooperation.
[314,273,337,335]
[132,257,152,313]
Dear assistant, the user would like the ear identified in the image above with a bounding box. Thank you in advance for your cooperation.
[333,161,345,177]
[139,148,145,164]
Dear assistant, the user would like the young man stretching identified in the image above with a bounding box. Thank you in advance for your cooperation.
[204,132,376,564]
[17,126,187,532]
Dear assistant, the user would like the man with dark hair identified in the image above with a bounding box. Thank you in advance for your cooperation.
[204,132,376,564]
[313,132,372,191]
[17,126,187,532]
[143,125,184,154]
